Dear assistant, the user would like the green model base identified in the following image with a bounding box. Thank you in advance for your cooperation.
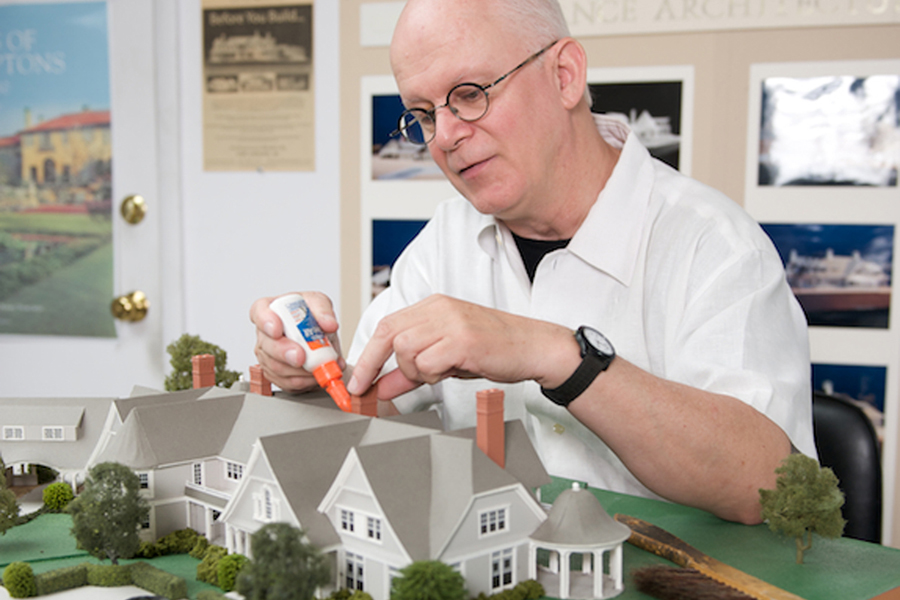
[539,477,900,600]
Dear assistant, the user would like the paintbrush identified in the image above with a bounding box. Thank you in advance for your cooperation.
[615,514,805,600]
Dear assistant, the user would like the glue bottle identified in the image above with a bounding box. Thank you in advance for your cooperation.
[269,293,352,412]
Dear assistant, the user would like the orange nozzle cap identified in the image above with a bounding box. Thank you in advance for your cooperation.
[313,361,351,412]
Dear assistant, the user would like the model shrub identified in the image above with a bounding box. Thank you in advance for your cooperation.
[128,561,188,600]
[3,562,36,598]
[216,552,249,592]
[190,534,211,558]
[390,560,468,600]
[197,590,228,600]
[157,527,203,555]
[86,563,132,587]
[197,544,229,586]
[349,591,373,600]
[34,564,88,596]
[42,482,75,511]
[514,579,545,599]
[135,540,161,559]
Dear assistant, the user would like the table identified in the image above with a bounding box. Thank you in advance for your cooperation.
[539,477,900,600]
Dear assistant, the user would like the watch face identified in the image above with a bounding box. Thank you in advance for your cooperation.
[582,327,614,355]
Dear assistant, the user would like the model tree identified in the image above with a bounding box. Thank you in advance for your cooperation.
[235,522,330,600]
[68,462,150,564]
[390,560,468,600]
[759,454,846,564]
[164,333,241,391]
[0,460,20,535]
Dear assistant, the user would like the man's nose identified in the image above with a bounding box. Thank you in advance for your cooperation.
[432,105,472,151]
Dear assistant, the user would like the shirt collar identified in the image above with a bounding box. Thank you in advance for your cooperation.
[478,114,655,286]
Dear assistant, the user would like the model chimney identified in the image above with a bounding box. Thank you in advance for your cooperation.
[192,354,216,388]
[477,388,505,468]
[351,385,378,417]
[249,364,272,396]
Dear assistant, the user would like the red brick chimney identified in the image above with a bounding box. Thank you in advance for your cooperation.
[192,354,216,388]
[249,364,272,396]
[350,385,378,417]
[477,388,505,468]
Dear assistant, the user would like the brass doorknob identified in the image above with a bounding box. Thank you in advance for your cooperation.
[120,194,147,225]
[111,291,149,322]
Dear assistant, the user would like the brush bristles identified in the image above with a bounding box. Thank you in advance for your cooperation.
[633,565,757,600]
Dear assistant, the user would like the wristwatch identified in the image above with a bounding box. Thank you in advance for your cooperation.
[541,326,615,407]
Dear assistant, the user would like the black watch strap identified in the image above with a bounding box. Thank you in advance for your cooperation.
[540,353,611,407]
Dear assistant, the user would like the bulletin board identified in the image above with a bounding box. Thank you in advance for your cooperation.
[340,0,900,547]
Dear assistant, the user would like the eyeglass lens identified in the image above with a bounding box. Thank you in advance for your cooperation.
[399,83,489,145]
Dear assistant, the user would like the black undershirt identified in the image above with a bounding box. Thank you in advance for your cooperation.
[512,233,570,282]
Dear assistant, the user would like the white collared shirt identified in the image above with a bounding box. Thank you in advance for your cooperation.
[349,115,815,500]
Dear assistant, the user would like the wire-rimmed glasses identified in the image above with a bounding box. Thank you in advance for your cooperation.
[392,40,559,146]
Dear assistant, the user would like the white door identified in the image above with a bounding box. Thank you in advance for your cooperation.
[0,0,181,396]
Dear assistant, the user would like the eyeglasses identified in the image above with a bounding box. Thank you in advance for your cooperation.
[392,40,559,146]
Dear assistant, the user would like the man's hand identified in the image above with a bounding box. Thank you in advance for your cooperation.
[347,294,579,399]
[250,292,343,392]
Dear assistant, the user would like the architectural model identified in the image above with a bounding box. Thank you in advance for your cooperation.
[0,358,629,599]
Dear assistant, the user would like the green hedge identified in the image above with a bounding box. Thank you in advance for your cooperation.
[128,561,188,600]
[135,527,203,558]
[216,552,248,592]
[197,590,228,600]
[85,563,132,587]
[42,482,75,511]
[34,564,88,596]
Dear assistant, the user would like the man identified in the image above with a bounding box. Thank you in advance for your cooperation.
[251,0,815,525]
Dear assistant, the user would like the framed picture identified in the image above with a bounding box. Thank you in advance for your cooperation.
[761,223,893,329]
[587,65,694,175]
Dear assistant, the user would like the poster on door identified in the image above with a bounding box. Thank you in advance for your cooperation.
[201,0,315,171]
[0,1,115,337]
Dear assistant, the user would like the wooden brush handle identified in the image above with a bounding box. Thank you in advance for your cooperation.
[615,514,806,600]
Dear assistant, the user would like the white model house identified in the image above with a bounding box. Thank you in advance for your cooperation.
[1,360,629,599]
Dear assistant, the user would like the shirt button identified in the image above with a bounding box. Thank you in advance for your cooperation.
[553,423,565,434]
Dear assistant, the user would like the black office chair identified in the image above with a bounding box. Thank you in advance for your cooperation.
[812,391,883,543]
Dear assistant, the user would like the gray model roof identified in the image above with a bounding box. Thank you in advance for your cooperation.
[258,416,440,549]
[95,386,370,469]
[255,413,550,561]
[357,432,523,561]
[529,483,631,547]
[445,419,551,493]
[0,397,115,470]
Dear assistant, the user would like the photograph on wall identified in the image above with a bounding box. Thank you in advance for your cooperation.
[372,219,428,298]
[758,74,899,187]
[371,94,442,181]
[762,223,893,328]
[813,362,886,444]
[0,1,115,337]
[202,0,315,171]
[589,80,683,170]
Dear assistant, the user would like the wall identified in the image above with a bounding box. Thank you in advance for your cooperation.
[175,0,342,375]
[338,1,900,546]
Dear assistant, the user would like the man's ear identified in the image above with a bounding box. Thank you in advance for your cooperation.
[554,38,588,110]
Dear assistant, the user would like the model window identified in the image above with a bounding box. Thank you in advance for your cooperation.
[42,427,64,441]
[479,507,507,535]
[366,516,381,541]
[226,462,243,480]
[346,552,364,591]
[491,548,513,590]
[193,463,202,485]
[341,509,355,532]
[3,426,23,440]
[264,488,273,521]
[138,473,149,489]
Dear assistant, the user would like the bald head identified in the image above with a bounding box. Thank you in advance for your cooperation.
[391,0,570,75]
